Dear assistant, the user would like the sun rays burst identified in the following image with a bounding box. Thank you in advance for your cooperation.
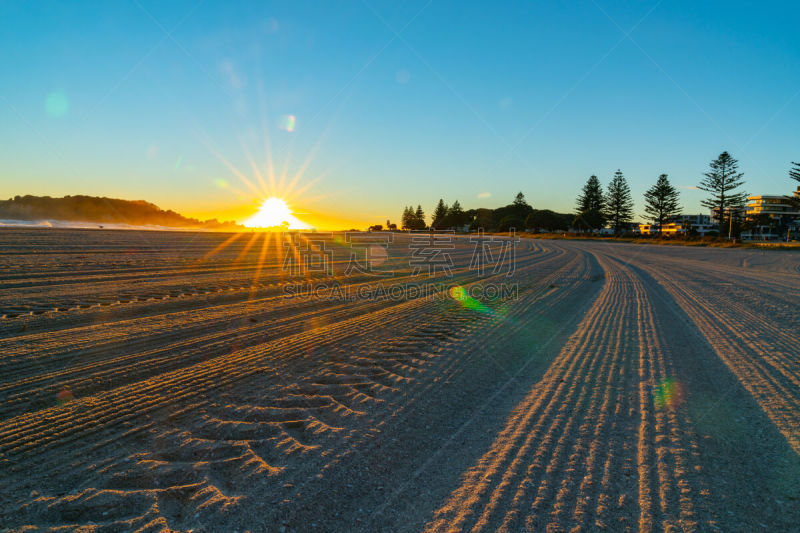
[243,197,310,229]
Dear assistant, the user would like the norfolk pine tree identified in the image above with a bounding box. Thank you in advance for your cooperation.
[789,161,800,208]
[575,175,605,230]
[790,161,800,183]
[643,174,681,235]
[698,151,747,238]
[576,175,604,213]
[513,192,529,207]
[604,170,634,234]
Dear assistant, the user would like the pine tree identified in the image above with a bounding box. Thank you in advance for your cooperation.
[576,175,604,213]
[432,199,449,229]
[413,205,426,230]
[400,206,414,228]
[604,170,634,234]
[789,162,800,208]
[790,161,800,183]
[698,151,747,236]
[513,192,529,207]
[574,175,605,230]
[446,200,466,228]
[572,210,605,231]
[642,174,681,235]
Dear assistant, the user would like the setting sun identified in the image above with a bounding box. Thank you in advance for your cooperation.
[243,197,311,230]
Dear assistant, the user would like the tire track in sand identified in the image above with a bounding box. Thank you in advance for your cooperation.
[425,248,715,533]
[638,258,800,454]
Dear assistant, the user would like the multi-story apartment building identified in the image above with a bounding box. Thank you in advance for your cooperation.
[634,214,718,237]
[634,215,717,237]
[742,188,800,240]
[670,214,717,236]
[745,192,800,220]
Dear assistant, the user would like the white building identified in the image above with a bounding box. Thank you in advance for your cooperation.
[745,192,800,220]
[635,214,718,237]
[670,214,717,237]
[741,189,800,240]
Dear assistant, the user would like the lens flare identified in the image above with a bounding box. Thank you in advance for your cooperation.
[279,114,296,132]
[653,377,684,409]
[56,388,74,405]
[264,17,279,34]
[449,285,490,313]
[368,245,388,267]
[45,91,69,117]
[146,144,159,160]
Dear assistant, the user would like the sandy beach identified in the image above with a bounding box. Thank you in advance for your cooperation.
[0,229,797,532]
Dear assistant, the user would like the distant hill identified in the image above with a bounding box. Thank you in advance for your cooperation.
[0,195,242,230]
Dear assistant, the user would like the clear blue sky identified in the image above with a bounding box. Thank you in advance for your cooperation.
[1,0,799,227]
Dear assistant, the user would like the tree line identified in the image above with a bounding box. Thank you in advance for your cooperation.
[573,168,681,235]
[397,152,799,236]
[574,151,761,236]
[400,192,571,232]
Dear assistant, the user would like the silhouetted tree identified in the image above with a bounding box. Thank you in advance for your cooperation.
[604,170,634,234]
[512,191,529,208]
[432,199,449,229]
[443,200,468,229]
[576,175,604,213]
[401,206,413,229]
[526,209,570,232]
[412,205,426,230]
[489,192,532,230]
[790,161,800,183]
[643,174,681,235]
[572,210,604,231]
[497,214,524,232]
[469,208,493,231]
[464,208,478,226]
[789,162,800,208]
[698,151,747,237]
[575,175,605,230]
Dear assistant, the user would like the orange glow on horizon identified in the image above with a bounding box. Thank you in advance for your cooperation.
[189,113,386,231]
[185,202,375,231]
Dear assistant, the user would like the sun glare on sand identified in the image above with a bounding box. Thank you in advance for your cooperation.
[243,197,311,229]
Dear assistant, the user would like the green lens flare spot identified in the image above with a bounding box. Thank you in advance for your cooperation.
[653,377,683,409]
[45,91,70,117]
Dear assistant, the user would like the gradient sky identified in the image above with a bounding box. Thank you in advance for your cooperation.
[2,0,799,229]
